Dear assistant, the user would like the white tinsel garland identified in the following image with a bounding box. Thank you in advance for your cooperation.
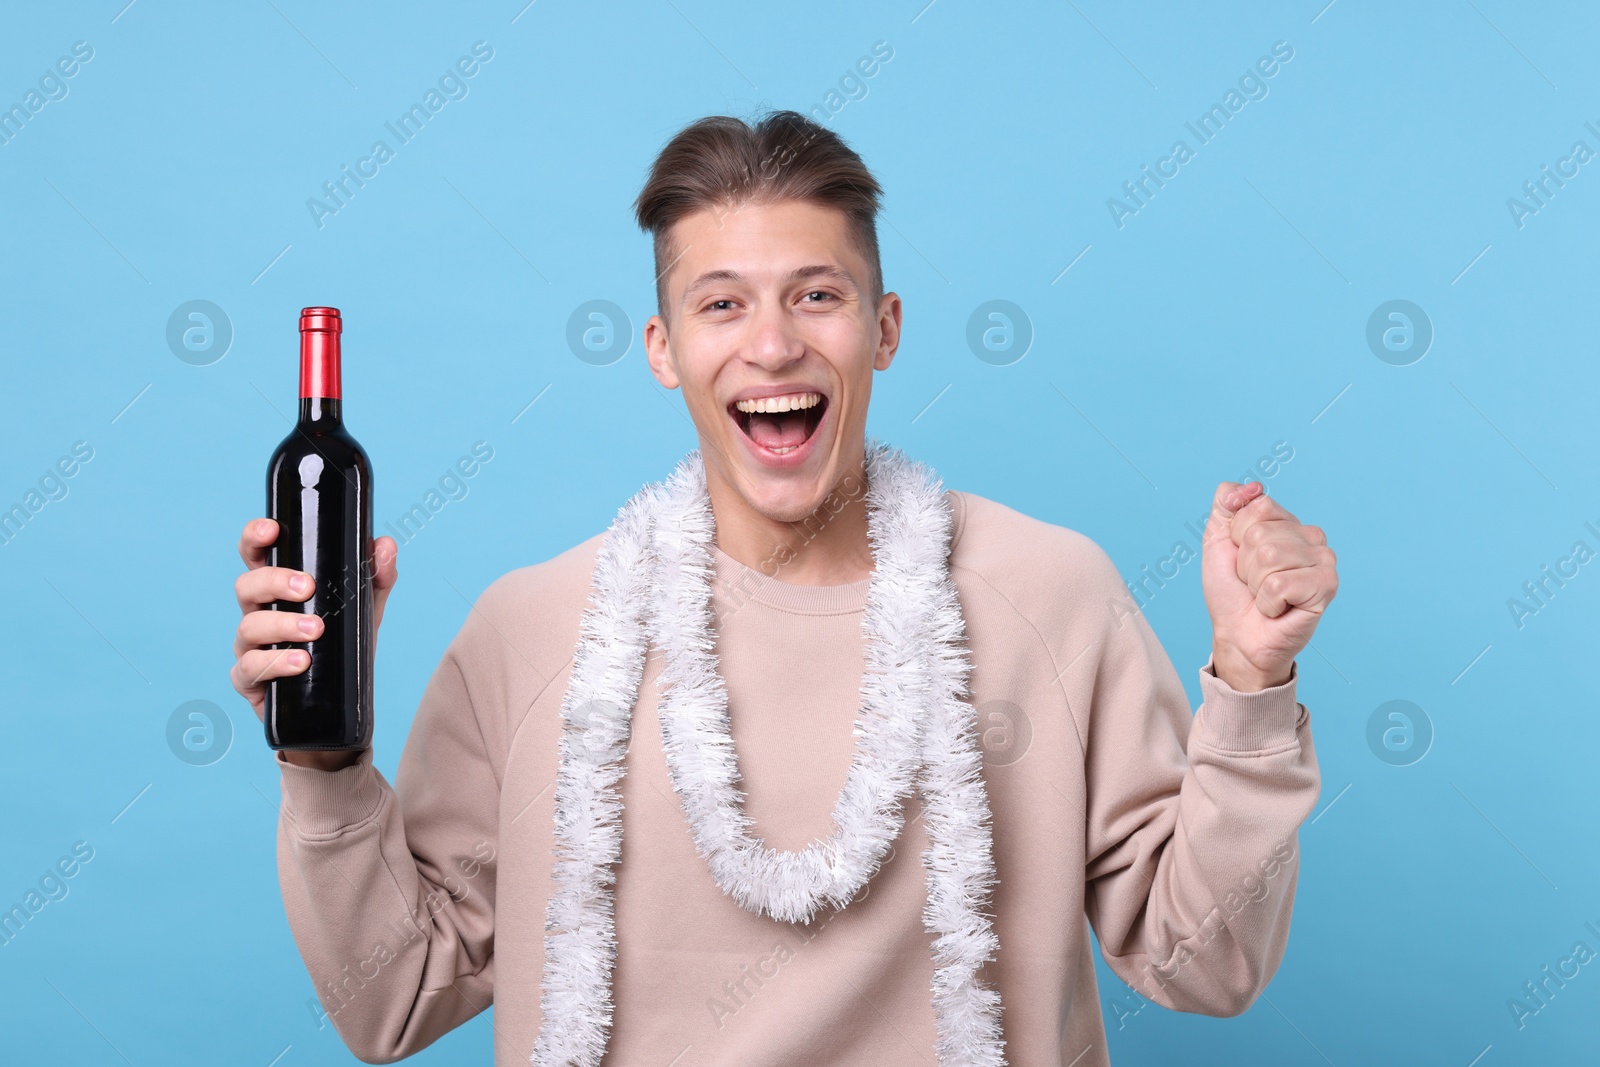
[530,439,1006,1066]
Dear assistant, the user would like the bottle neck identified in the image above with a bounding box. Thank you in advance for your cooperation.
[298,396,343,426]
[300,325,342,401]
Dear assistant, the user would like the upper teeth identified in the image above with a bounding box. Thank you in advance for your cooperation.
[734,392,822,414]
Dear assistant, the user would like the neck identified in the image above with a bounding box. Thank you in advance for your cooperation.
[707,452,873,586]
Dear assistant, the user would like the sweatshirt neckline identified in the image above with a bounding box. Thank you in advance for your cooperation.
[711,544,870,616]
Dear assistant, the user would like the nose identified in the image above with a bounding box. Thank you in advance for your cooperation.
[742,294,805,372]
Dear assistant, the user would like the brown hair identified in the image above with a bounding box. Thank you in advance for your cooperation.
[632,109,885,323]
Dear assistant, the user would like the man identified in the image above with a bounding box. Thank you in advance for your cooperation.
[232,110,1334,1066]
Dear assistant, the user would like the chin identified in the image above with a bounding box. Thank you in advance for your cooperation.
[732,454,835,521]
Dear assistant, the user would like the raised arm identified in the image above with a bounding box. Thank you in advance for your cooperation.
[1078,479,1334,1014]
[1079,597,1319,1014]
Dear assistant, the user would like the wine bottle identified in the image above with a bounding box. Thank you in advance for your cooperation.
[265,306,375,750]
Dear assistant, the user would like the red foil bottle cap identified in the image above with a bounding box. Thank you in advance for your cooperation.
[299,306,343,399]
[300,306,342,333]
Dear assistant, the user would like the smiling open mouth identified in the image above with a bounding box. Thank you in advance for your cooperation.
[730,393,828,455]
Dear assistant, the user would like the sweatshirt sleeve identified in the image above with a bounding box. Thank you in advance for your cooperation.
[274,625,501,1064]
[1074,549,1321,1017]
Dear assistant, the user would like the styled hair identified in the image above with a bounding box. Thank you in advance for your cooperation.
[632,109,885,322]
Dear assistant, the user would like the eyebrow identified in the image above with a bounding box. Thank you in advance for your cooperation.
[680,263,859,304]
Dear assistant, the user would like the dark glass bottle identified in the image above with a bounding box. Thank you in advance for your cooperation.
[265,306,375,750]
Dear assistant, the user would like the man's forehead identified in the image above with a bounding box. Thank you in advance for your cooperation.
[666,204,862,299]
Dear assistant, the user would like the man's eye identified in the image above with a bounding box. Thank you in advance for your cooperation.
[706,299,734,312]
[803,290,835,303]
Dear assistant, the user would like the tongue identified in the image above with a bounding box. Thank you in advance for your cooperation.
[747,410,810,450]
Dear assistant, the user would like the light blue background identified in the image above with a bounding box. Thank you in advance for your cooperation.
[2,1,1596,1064]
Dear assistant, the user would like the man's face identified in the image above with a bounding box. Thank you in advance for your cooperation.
[644,198,901,524]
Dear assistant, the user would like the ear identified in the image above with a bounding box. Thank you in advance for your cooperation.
[645,313,679,389]
[873,291,902,372]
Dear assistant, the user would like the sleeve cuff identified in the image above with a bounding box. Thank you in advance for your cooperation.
[275,746,384,836]
[1193,657,1305,753]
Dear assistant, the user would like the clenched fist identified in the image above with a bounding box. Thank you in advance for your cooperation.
[1201,481,1338,693]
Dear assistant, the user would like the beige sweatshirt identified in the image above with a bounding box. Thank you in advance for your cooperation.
[275,488,1320,1066]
